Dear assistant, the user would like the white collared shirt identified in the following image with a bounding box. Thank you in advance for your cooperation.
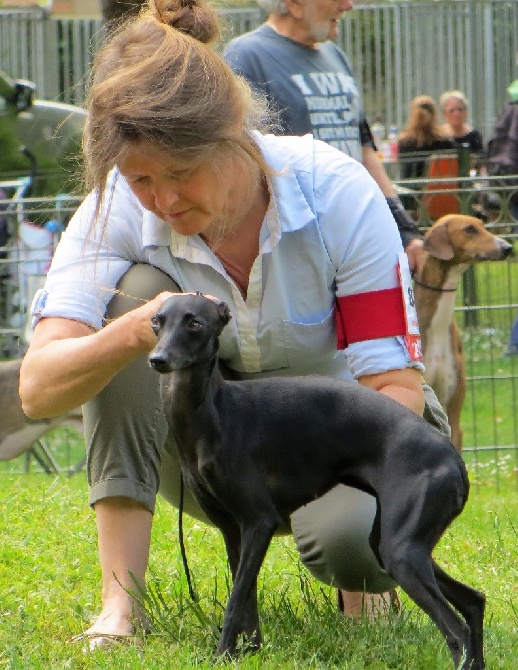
[32,133,423,380]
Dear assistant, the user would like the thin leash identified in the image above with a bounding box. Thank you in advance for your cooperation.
[412,276,457,292]
[179,471,199,602]
[107,286,198,601]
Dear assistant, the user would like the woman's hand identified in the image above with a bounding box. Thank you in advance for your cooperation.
[118,291,181,352]
[19,291,183,419]
[358,367,425,416]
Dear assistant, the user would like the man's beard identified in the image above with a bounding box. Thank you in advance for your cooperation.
[311,20,333,43]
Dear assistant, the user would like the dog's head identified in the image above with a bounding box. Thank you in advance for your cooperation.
[423,214,513,263]
[148,293,231,374]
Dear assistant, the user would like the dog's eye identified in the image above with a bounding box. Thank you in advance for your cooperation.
[464,224,479,235]
[189,319,202,330]
[150,314,163,333]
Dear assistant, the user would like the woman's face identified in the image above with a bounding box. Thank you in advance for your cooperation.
[118,143,250,240]
[442,97,467,128]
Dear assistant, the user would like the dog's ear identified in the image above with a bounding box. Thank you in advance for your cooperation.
[423,219,455,260]
[217,301,232,326]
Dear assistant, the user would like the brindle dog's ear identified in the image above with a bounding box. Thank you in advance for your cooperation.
[217,302,232,326]
[423,217,455,260]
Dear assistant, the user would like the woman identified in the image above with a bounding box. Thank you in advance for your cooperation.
[439,90,484,155]
[19,0,448,649]
[398,95,454,180]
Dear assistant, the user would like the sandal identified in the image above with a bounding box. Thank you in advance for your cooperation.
[68,631,146,652]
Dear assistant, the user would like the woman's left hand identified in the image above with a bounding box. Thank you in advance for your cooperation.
[358,367,425,416]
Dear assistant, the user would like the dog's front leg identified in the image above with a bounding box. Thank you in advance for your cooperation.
[220,524,261,653]
[217,518,277,658]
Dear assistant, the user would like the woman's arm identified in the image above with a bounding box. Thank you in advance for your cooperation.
[19,292,173,419]
[358,367,425,416]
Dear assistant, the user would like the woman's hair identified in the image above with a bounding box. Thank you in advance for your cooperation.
[439,90,468,111]
[84,0,272,219]
[399,95,446,148]
[256,0,289,15]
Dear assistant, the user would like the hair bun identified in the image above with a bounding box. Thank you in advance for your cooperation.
[151,0,220,44]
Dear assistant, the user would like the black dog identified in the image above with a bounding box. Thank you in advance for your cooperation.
[149,293,485,669]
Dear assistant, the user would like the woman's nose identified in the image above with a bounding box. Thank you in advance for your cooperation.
[153,182,180,211]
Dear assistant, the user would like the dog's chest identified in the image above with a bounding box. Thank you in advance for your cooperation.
[423,269,465,405]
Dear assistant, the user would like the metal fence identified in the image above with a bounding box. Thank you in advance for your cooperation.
[0,186,81,358]
[339,0,518,140]
[0,2,517,483]
[1,171,517,477]
[1,1,517,136]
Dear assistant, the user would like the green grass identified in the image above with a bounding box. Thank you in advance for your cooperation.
[0,251,515,666]
[0,469,516,669]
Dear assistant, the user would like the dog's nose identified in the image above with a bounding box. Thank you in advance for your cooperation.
[149,353,170,374]
[501,241,514,258]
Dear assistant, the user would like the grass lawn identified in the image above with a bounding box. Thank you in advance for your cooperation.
[0,253,516,667]
[0,466,516,669]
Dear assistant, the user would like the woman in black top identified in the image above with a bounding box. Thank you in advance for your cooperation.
[398,95,454,180]
[439,90,484,155]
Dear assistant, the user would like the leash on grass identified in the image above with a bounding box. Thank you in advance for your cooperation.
[179,471,199,602]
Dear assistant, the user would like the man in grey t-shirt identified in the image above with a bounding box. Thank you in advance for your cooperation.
[225,18,364,160]
[224,0,424,271]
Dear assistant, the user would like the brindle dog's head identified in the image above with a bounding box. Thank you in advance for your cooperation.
[423,214,513,263]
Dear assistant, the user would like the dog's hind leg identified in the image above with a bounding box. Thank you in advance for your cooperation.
[433,560,485,669]
[217,517,278,658]
[382,544,472,669]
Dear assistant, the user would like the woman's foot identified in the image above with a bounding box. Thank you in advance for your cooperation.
[70,596,150,650]
[73,497,153,646]
[338,588,400,621]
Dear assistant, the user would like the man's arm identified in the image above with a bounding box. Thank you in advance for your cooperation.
[361,136,424,273]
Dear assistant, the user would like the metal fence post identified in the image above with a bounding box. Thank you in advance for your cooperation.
[458,145,478,327]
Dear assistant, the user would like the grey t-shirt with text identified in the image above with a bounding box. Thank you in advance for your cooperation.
[224,24,365,161]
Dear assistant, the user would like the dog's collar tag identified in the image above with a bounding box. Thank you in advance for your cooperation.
[398,252,423,362]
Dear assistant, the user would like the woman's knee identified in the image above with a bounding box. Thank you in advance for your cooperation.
[422,382,451,437]
[84,265,179,504]
[290,485,396,593]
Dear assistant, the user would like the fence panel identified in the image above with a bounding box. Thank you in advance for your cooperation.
[1,2,517,132]
[0,3,517,483]
[340,0,518,138]
[1,176,517,479]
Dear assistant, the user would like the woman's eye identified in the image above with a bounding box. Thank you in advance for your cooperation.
[126,175,149,185]
[166,169,191,181]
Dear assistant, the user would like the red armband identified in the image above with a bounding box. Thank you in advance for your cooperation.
[334,287,407,349]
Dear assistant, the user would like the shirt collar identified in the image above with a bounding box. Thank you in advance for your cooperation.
[142,211,172,247]
[253,131,316,233]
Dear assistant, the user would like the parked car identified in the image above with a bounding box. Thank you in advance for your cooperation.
[0,70,86,195]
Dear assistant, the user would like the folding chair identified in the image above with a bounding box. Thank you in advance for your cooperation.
[421,153,460,220]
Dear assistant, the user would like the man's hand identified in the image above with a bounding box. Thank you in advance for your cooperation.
[404,237,425,275]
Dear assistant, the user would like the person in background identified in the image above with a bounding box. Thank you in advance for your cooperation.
[398,95,454,180]
[19,0,450,646]
[223,0,424,273]
[488,78,518,355]
[439,90,484,155]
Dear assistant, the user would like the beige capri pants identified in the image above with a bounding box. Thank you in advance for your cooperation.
[83,264,450,594]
